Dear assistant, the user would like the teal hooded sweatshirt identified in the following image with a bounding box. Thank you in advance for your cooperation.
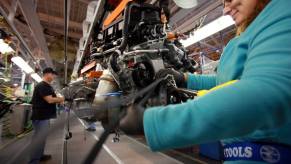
[143,0,291,163]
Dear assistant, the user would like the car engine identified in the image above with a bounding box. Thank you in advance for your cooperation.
[63,1,198,130]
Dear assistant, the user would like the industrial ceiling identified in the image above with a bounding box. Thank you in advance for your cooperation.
[0,0,235,85]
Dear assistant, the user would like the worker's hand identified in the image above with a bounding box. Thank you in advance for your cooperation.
[156,69,186,88]
[176,32,188,40]
[59,97,65,104]
[119,105,145,135]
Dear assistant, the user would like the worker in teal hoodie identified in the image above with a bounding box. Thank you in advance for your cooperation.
[120,0,291,163]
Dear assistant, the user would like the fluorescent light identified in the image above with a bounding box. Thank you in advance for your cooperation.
[11,56,34,74]
[0,77,10,82]
[173,0,198,9]
[31,73,42,83]
[0,39,14,53]
[180,15,235,48]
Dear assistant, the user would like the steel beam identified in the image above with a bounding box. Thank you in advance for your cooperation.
[170,8,195,26]
[45,27,82,39]
[77,0,91,4]
[7,0,18,21]
[18,0,54,68]
[0,5,37,65]
[210,35,221,48]
[172,0,222,33]
[200,41,218,50]
[170,5,180,16]
[38,12,82,30]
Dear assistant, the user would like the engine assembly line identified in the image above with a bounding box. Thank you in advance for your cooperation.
[1,0,291,164]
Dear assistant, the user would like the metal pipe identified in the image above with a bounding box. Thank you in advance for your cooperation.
[64,0,71,84]
[68,79,85,86]
[91,48,169,59]
[90,47,119,58]
[63,1,71,164]
[123,49,169,56]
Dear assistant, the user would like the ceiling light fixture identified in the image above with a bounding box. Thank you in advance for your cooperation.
[0,39,14,54]
[30,73,42,83]
[11,56,34,74]
[173,0,198,9]
[180,15,235,48]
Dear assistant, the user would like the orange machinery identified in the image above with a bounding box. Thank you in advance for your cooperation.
[103,0,180,40]
[104,0,133,27]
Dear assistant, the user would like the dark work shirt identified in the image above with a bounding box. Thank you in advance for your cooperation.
[31,81,57,120]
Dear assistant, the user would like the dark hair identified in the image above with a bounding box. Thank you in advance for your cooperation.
[43,67,58,75]
[159,0,170,19]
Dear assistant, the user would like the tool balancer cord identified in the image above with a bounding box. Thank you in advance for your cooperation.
[82,77,166,164]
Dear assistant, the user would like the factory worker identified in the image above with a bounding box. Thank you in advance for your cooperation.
[30,68,64,164]
[120,0,291,163]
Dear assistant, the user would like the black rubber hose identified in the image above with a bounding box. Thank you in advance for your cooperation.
[118,2,132,52]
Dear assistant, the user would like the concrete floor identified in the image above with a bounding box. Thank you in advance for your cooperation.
[50,116,189,164]
[0,113,221,164]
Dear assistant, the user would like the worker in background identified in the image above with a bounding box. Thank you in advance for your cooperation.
[159,0,188,41]
[29,68,64,164]
[120,0,291,163]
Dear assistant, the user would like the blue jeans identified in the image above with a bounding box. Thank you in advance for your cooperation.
[29,120,50,164]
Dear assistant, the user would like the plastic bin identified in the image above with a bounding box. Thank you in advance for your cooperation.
[9,104,31,135]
